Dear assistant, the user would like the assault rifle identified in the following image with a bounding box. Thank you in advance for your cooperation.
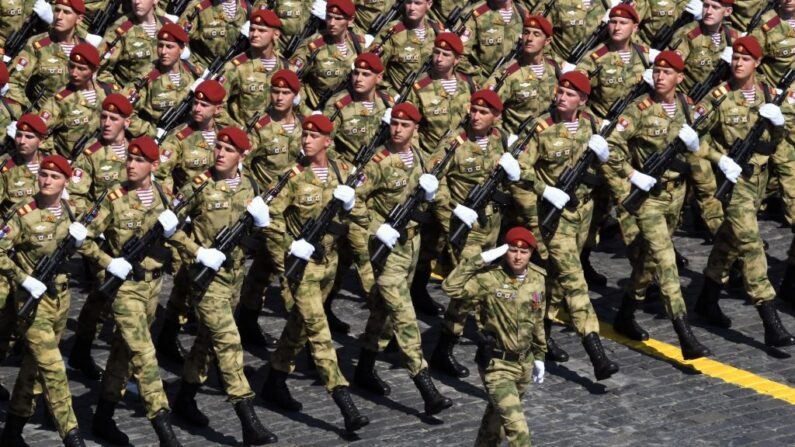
[69,128,101,163]
[650,9,695,50]
[369,0,408,36]
[89,0,122,38]
[565,0,630,65]
[284,15,323,58]
[2,15,43,61]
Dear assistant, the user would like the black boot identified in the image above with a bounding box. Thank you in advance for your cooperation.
[613,295,649,341]
[582,333,619,381]
[412,368,452,415]
[331,386,369,432]
[156,313,184,364]
[0,381,9,401]
[173,381,209,427]
[757,301,795,347]
[91,399,129,446]
[672,317,711,360]
[324,296,350,334]
[68,335,103,380]
[233,398,277,445]
[675,248,689,268]
[237,310,277,348]
[63,428,86,447]
[728,260,743,288]
[543,319,569,363]
[259,368,302,411]
[778,263,795,305]
[0,414,28,447]
[150,411,181,447]
[695,277,731,328]
[581,249,607,287]
[410,268,444,316]
[430,331,469,378]
[353,349,391,396]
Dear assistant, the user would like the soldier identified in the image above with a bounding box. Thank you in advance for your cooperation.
[607,51,711,359]
[516,71,620,380]
[353,102,453,415]
[181,0,251,70]
[545,0,612,62]
[353,0,389,35]
[0,0,43,51]
[693,36,795,349]
[457,0,526,83]
[636,0,695,47]
[168,127,277,445]
[0,154,89,446]
[258,114,370,433]
[252,0,310,51]
[442,227,546,447]
[728,0,765,32]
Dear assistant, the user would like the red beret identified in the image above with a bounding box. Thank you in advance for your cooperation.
[505,226,537,250]
[157,23,189,45]
[523,14,553,37]
[717,0,734,4]
[354,52,384,74]
[654,50,685,72]
[610,4,639,23]
[271,69,300,92]
[69,43,100,69]
[470,89,503,113]
[41,155,73,178]
[194,80,226,104]
[128,136,160,162]
[434,32,464,55]
[303,115,334,134]
[55,0,86,14]
[18,114,48,135]
[0,61,8,86]
[250,9,282,28]
[559,71,591,96]
[217,126,251,152]
[391,102,421,123]
[102,93,133,117]
[734,35,763,60]
[327,0,355,18]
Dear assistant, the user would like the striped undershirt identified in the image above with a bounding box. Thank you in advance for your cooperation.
[311,166,329,182]
[80,89,97,105]
[440,79,457,95]
[141,22,157,38]
[201,130,216,146]
[110,143,127,159]
[336,43,348,56]
[562,120,579,134]
[168,72,181,86]
[397,150,413,168]
[60,43,75,57]
[529,63,545,78]
[617,50,631,64]
[362,100,374,112]
[583,0,591,8]
[136,187,155,207]
[516,271,527,281]
[413,26,427,41]
[224,174,241,190]
[26,162,39,176]
[499,7,513,24]
[281,122,296,133]
[222,0,237,20]
[661,101,677,118]
[260,57,277,71]
[475,136,489,152]
[710,32,722,47]
[741,88,756,103]
[787,18,795,29]
[46,204,62,218]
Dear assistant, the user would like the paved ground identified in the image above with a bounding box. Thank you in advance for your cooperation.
[5,206,795,446]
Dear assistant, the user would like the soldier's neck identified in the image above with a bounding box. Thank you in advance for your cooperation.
[196,118,215,132]
[469,125,491,138]
[18,150,39,165]
[607,39,632,53]
[520,51,544,66]
[352,89,376,102]
[215,166,238,180]
[131,177,153,191]
[558,109,578,122]
[388,140,411,154]
[53,28,77,44]
[105,134,127,147]
[403,16,425,30]
[327,32,346,45]
[431,68,455,81]
[74,79,92,91]
[250,45,274,60]
[731,75,756,91]
[271,108,294,122]
[37,192,61,209]
[308,153,329,168]
[654,89,676,104]
[702,21,723,34]
[136,10,157,26]
[162,61,179,74]
[490,0,512,10]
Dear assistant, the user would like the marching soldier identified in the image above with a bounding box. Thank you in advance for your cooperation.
[544,0,611,62]
[181,0,251,70]
[353,0,389,35]
[457,0,526,83]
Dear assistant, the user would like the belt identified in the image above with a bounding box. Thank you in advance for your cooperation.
[651,177,684,196]
[140,269,163,281]
[491,347,531,362]
[748,163,768,175]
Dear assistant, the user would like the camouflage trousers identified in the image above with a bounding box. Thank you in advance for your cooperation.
[509,186,547,258]
[0,275,15,356]
[331,223,377,303]
[602,164,641,248]
[9,281,78,439]
[239,229,284,312]
[100,274,170,419]
[270,251,349,392]
[183,263,254,402]
[361,230,428,376]
[686,153,724,236]
[769,142,795,265]
[74,266,112,342]
[475,357,534,447]
[705,168,776,304]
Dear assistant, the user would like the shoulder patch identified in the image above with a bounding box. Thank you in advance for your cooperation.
[687,26,702,39]
[146,67,162,82]
[762,15,782,32]
[177,126,195,140]
[108,186,128,201]
[255,114,272,130]
[193,170,211,186]
[115,20,134,36]
[590,45,609,60]
[1,159,16,172]
[413,75,433,91]
[85,141,104,156]
[372,149,390,163]
[536,116,554,133]
[290,164,304,177]
[308,37,327,52]
[232,53,250,66]
[711,83,730,99]
[637,97,653,111]
[472,3,491,17]
[55,88,74,100]
[503,62,520,77]
[16,201,37,216]
[33,37,52,50]
[196,0,213,11]
[388,22,406,35]
[335,94,353,110]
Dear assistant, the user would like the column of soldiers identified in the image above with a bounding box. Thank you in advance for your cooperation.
[0,0,792,445]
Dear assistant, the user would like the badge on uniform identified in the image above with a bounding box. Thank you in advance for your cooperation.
[531,291,543,310]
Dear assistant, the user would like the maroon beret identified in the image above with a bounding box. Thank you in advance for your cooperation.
[523,14,553,37]
[327,0,355,18]
[434,32,464,55]
[505,226,537,250]
[128,136,160,162]
[610,4,639,23]
[157,23,189,45]
[470,89,504,113]
[102,93,133,117]
[69,43,100,69]
[734,35,763,59]
[217,126,251,152]
[250,9,282,28]
[17,114,48,136]
[654,50,685,72]
[41,155,73,178]
[354,52,384,74]
[55,0,86,14]
[392,102,421,123]
[303,115,334,134]
[559,71,591,96]
[194,80,226,104]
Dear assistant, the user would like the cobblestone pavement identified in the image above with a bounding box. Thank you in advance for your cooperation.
[5,209,795,446]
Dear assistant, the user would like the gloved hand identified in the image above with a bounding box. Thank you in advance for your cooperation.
[561,61,577,74]
[85,33,103,48]
[720,46,733,64]
[196,247,226,271]
[481,244,508,263]
[678,124,700,152]
[642,68,654,88]
[333,185,356,211]
[588,134,609,162]
[247,196,270,228]
[375,223,400,249]
[630,170,657,192]
[542,186,570,209]
[759,103,785,126]
[419,173,438,201]
[107,257,132,279]
[241,20,251,38]
[311,0,327,19]
[718,155,742,183]
[499,152,521,181]
[164,13,179,23]
[507,133,519,147]
[21,276,47,299]
[685,0,703,20]
[381,107,392,125]
[532,360,545,384]
[453,204,478,228]
[33,0,53,24]
[293,93,302,107]
[180,46,191,60]
[158,209,179,238]
[190,78,204,91]
[364,34,375,48]
[69,222,88,247]
[5,121,16,139]
[648,49,660,63]
[289,239,315,261]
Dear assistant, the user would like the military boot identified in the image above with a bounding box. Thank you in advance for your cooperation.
[430,331,469,378]
[672,317,711,360]
[0,414,28,446]
[324,295,350,334]
[259,368,302,411]
[582,333,619,381]
[613,295,649,341]
[674,248,689,268]
[410,267,444,316]
[233,398,278,445]
[68,334,103,380]
[412,368,453,415]
[92,399,129,446]
[331,386,370,432]
[63,428,87,447]
[173,381,209,427]
[353,348,391,396]
[581,248,607,287]
[0,381,9,401]
[236,310,277,348]
[757,301,795,347]
[156,313,184,363]
[543,319,569,362]
[151,411,181,447]
[778,263,795,305]
[695,277,731,328]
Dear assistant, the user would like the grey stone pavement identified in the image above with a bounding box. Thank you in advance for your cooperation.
[5,206,795,446]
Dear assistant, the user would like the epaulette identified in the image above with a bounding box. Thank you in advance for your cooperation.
[308,37,327,52]
[472,2,492,17]
[727,27,739,39]
[637,96,653,111]
[16,200,36,216]
[687,26,702,40]
[387,22,406,35]
[114,20,134,36]
[176,126,195,141]
[355,34,365,44]
[180,60,202,77]
[535,115,554,133]
[711,83,731,100]
[372,149,390,163]
[339,160,350,170]
[232,53,249,66]
[55,88,74,100]
[503,62,521,77]
[85,141,104,156]
[195,0,213,12]
[590,45,609,60]
[32,37,52,50]
[146,67,162,82]
[580,110,593,122]
[254,114,272,130]
[1,159,16,172]
[108,186,127,201]
[1,96,18,106]
[528,262,546,276]
[290,164,304,177]
[334,94,353,110]
[413,75,433,91]
[762,15,782,32]
[193,170,211,186]
[686,95,694,105]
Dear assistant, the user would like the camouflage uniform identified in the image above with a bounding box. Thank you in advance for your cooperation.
[370,18,443,95]
[252,0,310,51]
[0,96,22,141]
[97,15,173,87]
[67,140,129,210]
[156,122,219,190]
[219,51,288,127]
[545,0,610,61]
[0,0,33,51]
[352,0,389,35]
[182,0,251,70]
[132,61,203,137]
[636,0,684,47]
[458,1,525,83]
[728,0,764,32]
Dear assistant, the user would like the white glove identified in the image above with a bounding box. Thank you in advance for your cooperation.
[5,121,16,139]
[0,84,8,96]
[293,93,302,107]
[190,78,203,92]
[507,133,519,147]
[609,0,621,7]
[629,170,657,192]
[21,276,47,299]
[333,185,355,211]
[642,68,654,88]
[381,107,392,125]
[107,257,132,279]
[68,222,88,247]
[561,61,576,74]
[601,10,611,23]
[375,223,400,249]
[720,46,733,64]
[33,0,53,24]
[2,55,9,63]
[499,152,521,182]
[158,209,179,238]
[419,173,438,201]
[311,0,327,19]
[718,155,742,183]
[289,238,315,261]
[164,13,179,23]
[480,244,508,263]
[364,34,375,48]
[532,360,545,384]
[453,204,478,228]
[180,46,191,60]
[648,49,660,63]
[241,20,251,38]
[685,0,703,20]
[196,247,226,271]
[85,33,104,49]
[759,103,785,126]
[247,196,270,228]
[588,134,609,163]
[542,186,570,209]
[678,124,699,152]
[156,127,167,139]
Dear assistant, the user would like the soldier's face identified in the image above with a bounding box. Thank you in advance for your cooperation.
[14,131,41,157]
[404,0,431,22]
[214,141,243,173]
[126,154,157,183]
[730,53,760,81]
[157,41,181,67]
[250,25,279,49]
[782,0,795,15]
[702,1,731,27]
[301,130,331,158]
[470,105,498,132]
[389,118,417,145]
[271,86,296,112]
[191,98,220,125]
[132,0,156,18]
[351,68,380,94]
[505,245,531,275]
[53,5,81,33]
[652,66,683,95]
[607,17,636,43]
[522,27,549,55]
[431,47,459,75]
[100,110,129,142]
[325,14,349,38]
[555,86,587,114]
[68,61,94,86]
[38,169,67,199]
